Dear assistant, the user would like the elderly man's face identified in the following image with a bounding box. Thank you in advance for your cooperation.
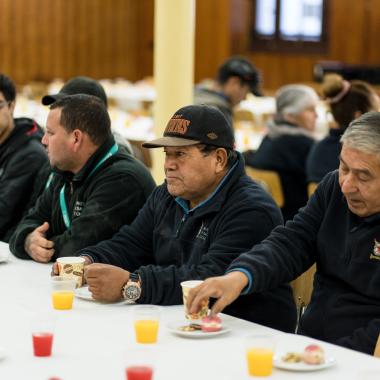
[164,145,225,208]
[339,144,380,217]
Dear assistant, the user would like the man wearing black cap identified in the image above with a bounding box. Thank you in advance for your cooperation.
[194,56,261,124]
[74,104,296,332]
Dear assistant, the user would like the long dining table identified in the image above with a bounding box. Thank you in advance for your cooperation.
[0,241,379,380]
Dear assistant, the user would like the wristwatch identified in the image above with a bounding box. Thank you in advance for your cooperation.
[121,273,141,303]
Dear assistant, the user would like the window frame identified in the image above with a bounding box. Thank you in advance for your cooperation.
[251,0,329,54]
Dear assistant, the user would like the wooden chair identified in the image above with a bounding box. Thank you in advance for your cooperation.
[374,333,380,357]
[233,109,255,123]
[129,139,152,168]
[245,167,284,208]
[291,264,317,331]
[308,182,318,197]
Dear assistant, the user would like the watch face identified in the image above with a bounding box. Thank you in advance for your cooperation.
[124,284,141,301]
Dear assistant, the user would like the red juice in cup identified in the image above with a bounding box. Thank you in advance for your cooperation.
[126,366,153,380]
[32,332,54,357]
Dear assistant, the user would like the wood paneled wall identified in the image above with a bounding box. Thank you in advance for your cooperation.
[230,0,380,90]
[1,0,380,90]
[0,0,154,84]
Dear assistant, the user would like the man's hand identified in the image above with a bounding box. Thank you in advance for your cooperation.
[84,263,130,302]
[24,222,54,263]
[187,271,249,315]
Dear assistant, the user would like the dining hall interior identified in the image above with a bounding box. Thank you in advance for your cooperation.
[1,0,380,379]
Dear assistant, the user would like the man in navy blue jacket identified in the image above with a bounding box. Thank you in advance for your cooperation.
[188,111,380,355]
[75,104,297,331]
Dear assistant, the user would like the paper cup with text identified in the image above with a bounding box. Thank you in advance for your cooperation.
[56,257,85,288]
[180,280,209,320]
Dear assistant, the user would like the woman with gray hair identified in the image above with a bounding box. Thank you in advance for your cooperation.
[245,84,319,221]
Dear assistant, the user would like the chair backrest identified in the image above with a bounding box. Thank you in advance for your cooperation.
[233,109,255,123]
[129,139,152,168]
[374,333,380,357]
[308,182,318,197]
[245,166,284,208]
[291,264,316,310]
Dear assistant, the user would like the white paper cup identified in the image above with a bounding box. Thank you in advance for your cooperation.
[180,280,209,320]
[56,257,85,288]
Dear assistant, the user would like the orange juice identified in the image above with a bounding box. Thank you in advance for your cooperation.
[52,291,74,310]
[246,348,274,377]
[134,320,159,344]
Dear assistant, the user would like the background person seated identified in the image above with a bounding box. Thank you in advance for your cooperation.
[72,105,297,332]
[244,84,319,221]
[0,74,48,242]
[188,112,380,355]
[194,56,261,124]
[307,74,380,183]
[10,94,155,262]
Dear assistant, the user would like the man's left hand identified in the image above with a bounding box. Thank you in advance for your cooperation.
[84,263,130,302]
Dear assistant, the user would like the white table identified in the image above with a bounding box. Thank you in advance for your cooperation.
[0,242,379,380]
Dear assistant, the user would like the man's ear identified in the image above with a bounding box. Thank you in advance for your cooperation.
[72,129,83,151]
[215,148,228,173]
[8,101,15,115]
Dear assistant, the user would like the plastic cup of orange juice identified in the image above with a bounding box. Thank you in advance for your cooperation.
[245,335,275,377]
[51,276,76,310]
[133,305,160,344]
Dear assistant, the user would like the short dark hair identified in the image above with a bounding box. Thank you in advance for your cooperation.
[50,94,111,146]
[0,74,16,102]
[197,144,238,169]
[217,57,261,96]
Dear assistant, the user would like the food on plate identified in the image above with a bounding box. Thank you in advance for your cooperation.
[178,323,202,332]
[302,344,325,365]
[282,352,302,363]
[281,344,325,365]
[201,315,222,332]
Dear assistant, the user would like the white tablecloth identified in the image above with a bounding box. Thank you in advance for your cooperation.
[0,242,379,379]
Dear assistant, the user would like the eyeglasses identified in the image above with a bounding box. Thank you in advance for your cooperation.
[0,100,10,110]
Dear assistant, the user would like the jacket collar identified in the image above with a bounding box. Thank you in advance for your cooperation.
[267,118,314,139]
[175,151,245,216]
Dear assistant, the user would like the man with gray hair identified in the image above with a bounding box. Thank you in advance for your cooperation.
[188,111,380,355]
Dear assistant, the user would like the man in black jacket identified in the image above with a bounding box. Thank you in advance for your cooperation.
[0,74,48,242]
[10,94,155,262]
[73,104,297,331]
[187,111,380,355]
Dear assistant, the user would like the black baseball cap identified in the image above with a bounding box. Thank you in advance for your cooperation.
[142,104,235,149]
[218,56,262,96]
[42,76,108,107]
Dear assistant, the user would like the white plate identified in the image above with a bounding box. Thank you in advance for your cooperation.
[74,286,130,305]
[0,243,10,263]
[74,286,94,301]
[274,353,336,372]
[166,320,230,338]
[0,347,6,361]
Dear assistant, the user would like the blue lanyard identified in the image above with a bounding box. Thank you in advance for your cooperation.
[59,143,118,229]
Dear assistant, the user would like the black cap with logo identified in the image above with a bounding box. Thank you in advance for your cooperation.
[218,56,262,96]
[142,104,235,149]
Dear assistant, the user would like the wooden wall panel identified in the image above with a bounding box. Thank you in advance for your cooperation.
[1,0,380,91]
[0,0,153,84]
[229,0,380,91]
